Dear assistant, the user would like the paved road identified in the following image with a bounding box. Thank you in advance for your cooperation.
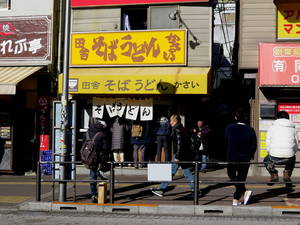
[1,211,300,225]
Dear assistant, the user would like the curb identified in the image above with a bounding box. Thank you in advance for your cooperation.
[18,201,300,218]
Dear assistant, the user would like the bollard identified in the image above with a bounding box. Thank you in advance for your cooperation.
[98,182,107,204]
[109,162,115,203]
[194,161,199,205]
[36,162,41,202]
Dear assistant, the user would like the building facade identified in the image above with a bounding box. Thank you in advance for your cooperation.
[0,0,58,173]
[238,0,300,167]
[60,0,215,162]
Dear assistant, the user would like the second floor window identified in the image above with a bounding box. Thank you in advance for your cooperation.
[0,0,9,10]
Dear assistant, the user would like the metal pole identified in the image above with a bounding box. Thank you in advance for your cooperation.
[194,162,199,205]
[36,162,41,201]
[59,0,71,202]
[109,162,115,203]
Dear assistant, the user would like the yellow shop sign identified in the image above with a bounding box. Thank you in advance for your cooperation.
[277,3,300,39]
[59,67,210,94]
[71,30,186,66]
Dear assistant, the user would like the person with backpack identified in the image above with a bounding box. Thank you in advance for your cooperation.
[83,117,110,203]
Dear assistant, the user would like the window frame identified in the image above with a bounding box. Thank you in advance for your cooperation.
[0,0,10,10]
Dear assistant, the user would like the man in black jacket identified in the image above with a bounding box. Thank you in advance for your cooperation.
[87,118,111,203]
[225,109,257,206]
[151,114,195,197]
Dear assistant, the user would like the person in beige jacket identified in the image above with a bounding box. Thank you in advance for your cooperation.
[264,111,298,185]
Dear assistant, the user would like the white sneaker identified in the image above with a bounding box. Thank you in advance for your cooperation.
[243,190,252,205]
[232,199,241,206]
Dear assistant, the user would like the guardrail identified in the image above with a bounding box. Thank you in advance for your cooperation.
[36,160,300,205]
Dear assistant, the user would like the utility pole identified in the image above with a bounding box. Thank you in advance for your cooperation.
[59,0,71,202]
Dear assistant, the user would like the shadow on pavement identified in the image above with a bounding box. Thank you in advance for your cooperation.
[251,187,295,204]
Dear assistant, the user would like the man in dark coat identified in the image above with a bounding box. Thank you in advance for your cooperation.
[151,114,195,197]
[224,109,257,206]
[87,117,110,203]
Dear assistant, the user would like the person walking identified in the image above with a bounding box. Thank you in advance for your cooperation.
[87,118,111,203]
[151,114,195,197]
[264,111,298,186]
[224,109,257,206]
[155,116,171,162]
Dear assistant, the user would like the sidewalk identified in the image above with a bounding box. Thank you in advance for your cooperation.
[1,168,300,217]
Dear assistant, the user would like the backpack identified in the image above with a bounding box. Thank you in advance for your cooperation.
[131,124,143,138]
[80,132,100,169]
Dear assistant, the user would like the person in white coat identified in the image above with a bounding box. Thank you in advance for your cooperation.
[264,111,298,185]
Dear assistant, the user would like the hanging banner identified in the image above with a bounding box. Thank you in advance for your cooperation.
[93,97,153,120]
[125,99,140,120]
[71,30,186,66]
[115,100,127,117]
[277,3,300,40]
[92,104,105,119]
[140,98,153,121]
[105,99,118,118]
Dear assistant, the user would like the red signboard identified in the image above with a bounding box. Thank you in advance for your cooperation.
[40,134,49,151]
[259,43,300,86]
[0,16,51,63]
[278,103,300,114]
[72,0,209,7]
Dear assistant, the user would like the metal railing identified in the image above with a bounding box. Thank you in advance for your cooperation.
[36,160,300,205]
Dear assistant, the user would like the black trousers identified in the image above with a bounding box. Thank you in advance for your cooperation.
[156,136,169,162]
[227,163,250,200]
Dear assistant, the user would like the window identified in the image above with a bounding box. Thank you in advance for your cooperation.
[0,0,9,10]
[149,6,179,29]
[121,7,147,30]
[121,6,180,31]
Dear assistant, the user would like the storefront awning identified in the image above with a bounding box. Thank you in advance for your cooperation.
[0,67,43,95]
[59,67,211,95]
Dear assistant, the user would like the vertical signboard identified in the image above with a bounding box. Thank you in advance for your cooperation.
[52,101,77,180]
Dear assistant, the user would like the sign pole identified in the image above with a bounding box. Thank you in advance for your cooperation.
[59,0,71,202]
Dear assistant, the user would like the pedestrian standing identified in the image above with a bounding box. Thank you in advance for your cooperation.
[151,114,195,197]
[131,120,151,168]
[224,109,257,206]
[155,116,171,162]
[111,117,128,165]
[264,111,298,186]
[191,119,211,170]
